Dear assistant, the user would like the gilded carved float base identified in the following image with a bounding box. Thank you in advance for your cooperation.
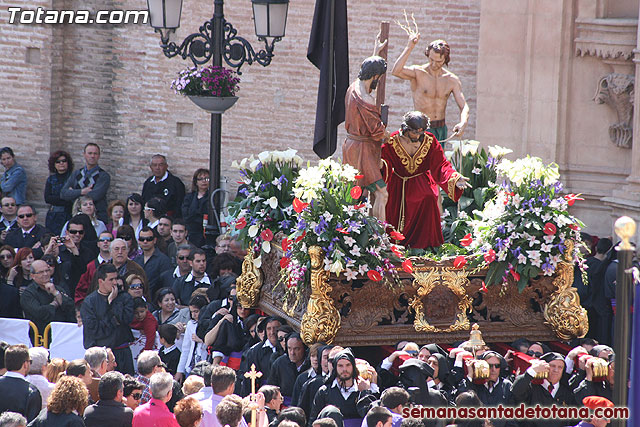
[238,244,589,346]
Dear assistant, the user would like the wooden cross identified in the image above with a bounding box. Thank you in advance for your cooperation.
[244,364,263,427]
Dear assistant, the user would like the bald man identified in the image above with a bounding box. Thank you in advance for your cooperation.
[20,260,75,333]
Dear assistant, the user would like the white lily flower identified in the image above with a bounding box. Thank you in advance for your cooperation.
[253,255,262,268]
[262,241,271,253]
[248,225,259,237]
[267,196,278,209]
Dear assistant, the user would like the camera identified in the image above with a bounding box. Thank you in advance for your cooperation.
[55,236,65,244]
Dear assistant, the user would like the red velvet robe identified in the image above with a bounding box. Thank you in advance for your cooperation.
[381,131,463,248]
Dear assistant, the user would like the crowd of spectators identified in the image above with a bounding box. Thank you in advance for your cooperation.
[0,145,626,426]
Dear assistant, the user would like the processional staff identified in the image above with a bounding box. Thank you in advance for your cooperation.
[244,363,263,427]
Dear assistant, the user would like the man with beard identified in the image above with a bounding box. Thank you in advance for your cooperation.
[455,351,516,427]
[342,55,389,221]
[381,111,470,248]
[511,352,577,427]
[267,333,310,404]
[308,348,378,426]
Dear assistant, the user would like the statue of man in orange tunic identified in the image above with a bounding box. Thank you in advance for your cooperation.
[342,56,389,221]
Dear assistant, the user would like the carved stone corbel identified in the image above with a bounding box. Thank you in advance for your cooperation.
[543,241,589,340]
[594,73,634,148]
[236,249,263,308]
[300,246,341,345]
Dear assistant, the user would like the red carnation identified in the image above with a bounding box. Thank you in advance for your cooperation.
[453,256,467,269]
[543,222,557,235]
[483,249,496,264]
[293,198,309,214]
[235,217,247,229]
[402,259,413,273]
[350,186,362,200]
[390,231,405,241]
[460,233,473,247]
[367,270,382,282]
[261,229,273,242]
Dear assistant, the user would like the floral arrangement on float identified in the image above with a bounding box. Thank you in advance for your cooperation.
[458,155,585,291]
[441,141,511,245]
[227,149,304,266]
[279,158,403,293]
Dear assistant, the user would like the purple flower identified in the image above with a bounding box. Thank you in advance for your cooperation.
[315,217,328,234]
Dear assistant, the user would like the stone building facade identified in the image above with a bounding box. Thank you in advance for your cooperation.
[0,0,479,214]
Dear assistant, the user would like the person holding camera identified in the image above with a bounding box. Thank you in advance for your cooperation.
[81,263,135,375]
[20,260,75,334]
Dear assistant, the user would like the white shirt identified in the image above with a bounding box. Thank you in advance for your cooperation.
[186,272,211,286]
[151,171,169,184]
[330,378,379,400]
[26,374,55,408]
[177,320,207,375]
[263,339,277,353]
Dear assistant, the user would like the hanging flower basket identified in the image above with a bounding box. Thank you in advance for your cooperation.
[187,95,239,114]
[171,65,240,114]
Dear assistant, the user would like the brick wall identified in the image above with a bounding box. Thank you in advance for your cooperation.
[0,0,479,211]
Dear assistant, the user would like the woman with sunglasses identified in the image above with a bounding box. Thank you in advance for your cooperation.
[117,224,143,260]
[123,193,148,240]
[182,168,210,248]
[0,245,15,281]
[44,150,74,235]
[7,247,34,292]
[106,199,126,237]
[123,374,145,411]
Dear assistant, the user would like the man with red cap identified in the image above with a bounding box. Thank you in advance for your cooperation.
[572,396,614,427]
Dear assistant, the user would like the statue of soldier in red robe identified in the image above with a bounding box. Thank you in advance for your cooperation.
[382,111,471,248]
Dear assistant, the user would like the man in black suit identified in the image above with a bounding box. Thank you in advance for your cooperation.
[511,352,577,427]
[0,344,42,422]
[141,154,186,218]
[83,371,134,427]
[4,204,46,258]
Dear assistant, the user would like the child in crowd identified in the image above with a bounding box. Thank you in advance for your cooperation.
[159,323,181,375]
[130,297,158,351]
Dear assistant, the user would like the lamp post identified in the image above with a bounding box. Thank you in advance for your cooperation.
[147,0,289,243]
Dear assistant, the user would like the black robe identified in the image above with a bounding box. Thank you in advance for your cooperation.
[308,382,376,426]
[267,354,310,398]
[511,372,577,427]
[239,340,281,396]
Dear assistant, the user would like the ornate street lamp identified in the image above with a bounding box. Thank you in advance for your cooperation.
[147,0,289,241]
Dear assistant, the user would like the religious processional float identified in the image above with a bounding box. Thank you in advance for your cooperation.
[227,144,589,346]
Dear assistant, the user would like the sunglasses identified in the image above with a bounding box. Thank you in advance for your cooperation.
[55,159,68,164]
[138,236,155,242]
[99,237,114,242]
[129,284,143,290]
[527,351,543,358]
[17,213,34,219]
[131,393,142,400]
[488,363,501,369]
[2,203,15,207]
[68,229,84,235]
[177,255,188,260]
[278,337,286,342]
[197,177,210,182]
[121,236,133,241]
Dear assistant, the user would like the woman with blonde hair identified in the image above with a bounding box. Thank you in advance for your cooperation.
[28,375,88,426]
[45,358,68,384]
[61,195,107,237]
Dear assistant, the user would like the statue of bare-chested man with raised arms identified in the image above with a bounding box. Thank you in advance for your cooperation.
[391,29,469,144]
